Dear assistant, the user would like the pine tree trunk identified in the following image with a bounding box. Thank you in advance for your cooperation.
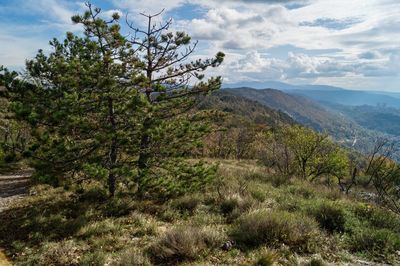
[137,117,151,191]
[108,97,117,197]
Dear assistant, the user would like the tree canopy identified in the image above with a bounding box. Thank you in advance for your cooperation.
[5,4,224,197]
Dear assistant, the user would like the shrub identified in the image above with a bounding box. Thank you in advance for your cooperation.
[269,174,291,187]
[354,204,400,233]
[249,187,268,202]
[129,212,159,237]
[159,208,180,222]
[220,197,240,215]
[149,225,221,264]
[309,202,346,233]
[287,184,315,199]
[78,185,108,203]
[255,250,278,266]
[219,194,255,220]
[39,240,81,265]
[231,209,320,252]
[172,195,202,214]
[80,251,107,266]
[118,248,152,266]
[348,227,400,256]
[103,197,135,217]
[305,258,326,266]
[78,219,122,239]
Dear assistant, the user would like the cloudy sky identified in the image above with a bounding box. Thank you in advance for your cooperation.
[1,0,399,91]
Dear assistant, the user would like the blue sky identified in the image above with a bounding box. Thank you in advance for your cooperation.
[0,0,399,91]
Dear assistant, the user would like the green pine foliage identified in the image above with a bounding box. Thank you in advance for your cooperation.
[4,4,224,196]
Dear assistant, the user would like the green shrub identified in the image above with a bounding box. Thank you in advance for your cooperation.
[231,209,320,252]
[220,195,255,220]
[80,251,107,266]
[0,147,4,167]
[287,184,315,199]
[4,151,17,163]
[159,207,181,222]
[172,195,202,214]
[149,225,222,264]
[309,202,346,233]
[305,258,326,266]
[354,204,400,233]
[348,227,400,256]
[255,250,278,266]
[220,197,240,215]
[78,219,122,239]
[78,186,108,203]
[269,174,291,187]
[277,195,304,213]
[103,197,135,217]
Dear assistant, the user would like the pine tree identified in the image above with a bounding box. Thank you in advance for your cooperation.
[6,4,225,197]
[8,5,144,195]
[0,67,29,166]
[124,10,225,196]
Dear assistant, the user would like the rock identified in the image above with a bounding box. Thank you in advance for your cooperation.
[221,240,235,251]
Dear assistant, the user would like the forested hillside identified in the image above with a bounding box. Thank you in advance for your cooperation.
[327,104,400,137]
[225,87,400,161]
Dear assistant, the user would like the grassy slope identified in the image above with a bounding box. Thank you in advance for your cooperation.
[1,160,399,266]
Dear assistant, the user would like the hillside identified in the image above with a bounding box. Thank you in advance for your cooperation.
[197,90,295,126]
[2,160,399,265]
[326,104,400,137]
[225,87,347,132]
[224,87,400,160]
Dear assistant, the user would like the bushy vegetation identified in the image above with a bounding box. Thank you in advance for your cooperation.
[1,160,400,265]
[308,201,346,233]
[148,225,222,264]
[232,209,320,252]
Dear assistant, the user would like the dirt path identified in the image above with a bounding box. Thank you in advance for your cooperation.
[0,172,31,212]
[0,171,31,265]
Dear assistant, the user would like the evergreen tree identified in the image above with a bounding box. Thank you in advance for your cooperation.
[0,67,29,166]
[7,5,144,195]
[6,4,224,197]
[123,10,225,196]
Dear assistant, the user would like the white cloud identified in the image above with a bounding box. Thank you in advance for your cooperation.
[0,30,50,69]
[1,0,399,90]
[169,0,400,89]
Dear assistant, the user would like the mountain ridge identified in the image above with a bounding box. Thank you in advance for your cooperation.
[223,81,400,108]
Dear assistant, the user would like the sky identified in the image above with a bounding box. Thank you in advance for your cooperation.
[0,0,399,91]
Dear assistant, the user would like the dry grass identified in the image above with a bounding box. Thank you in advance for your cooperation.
[1,159,399,265]
[231,209,320,253]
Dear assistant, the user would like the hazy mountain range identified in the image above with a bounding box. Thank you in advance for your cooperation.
[223,81,400,108]
[216,82,400,160]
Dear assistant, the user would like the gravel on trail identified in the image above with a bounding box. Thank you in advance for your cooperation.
[0,172,31,212]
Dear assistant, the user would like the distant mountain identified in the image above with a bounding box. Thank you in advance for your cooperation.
[325,103,400,137]
[224,81,400,108]
[288,89,400,108]
[222,87,400,160]
[225,87,356,136]
[369,91,400,99]
[223,81,345,91]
